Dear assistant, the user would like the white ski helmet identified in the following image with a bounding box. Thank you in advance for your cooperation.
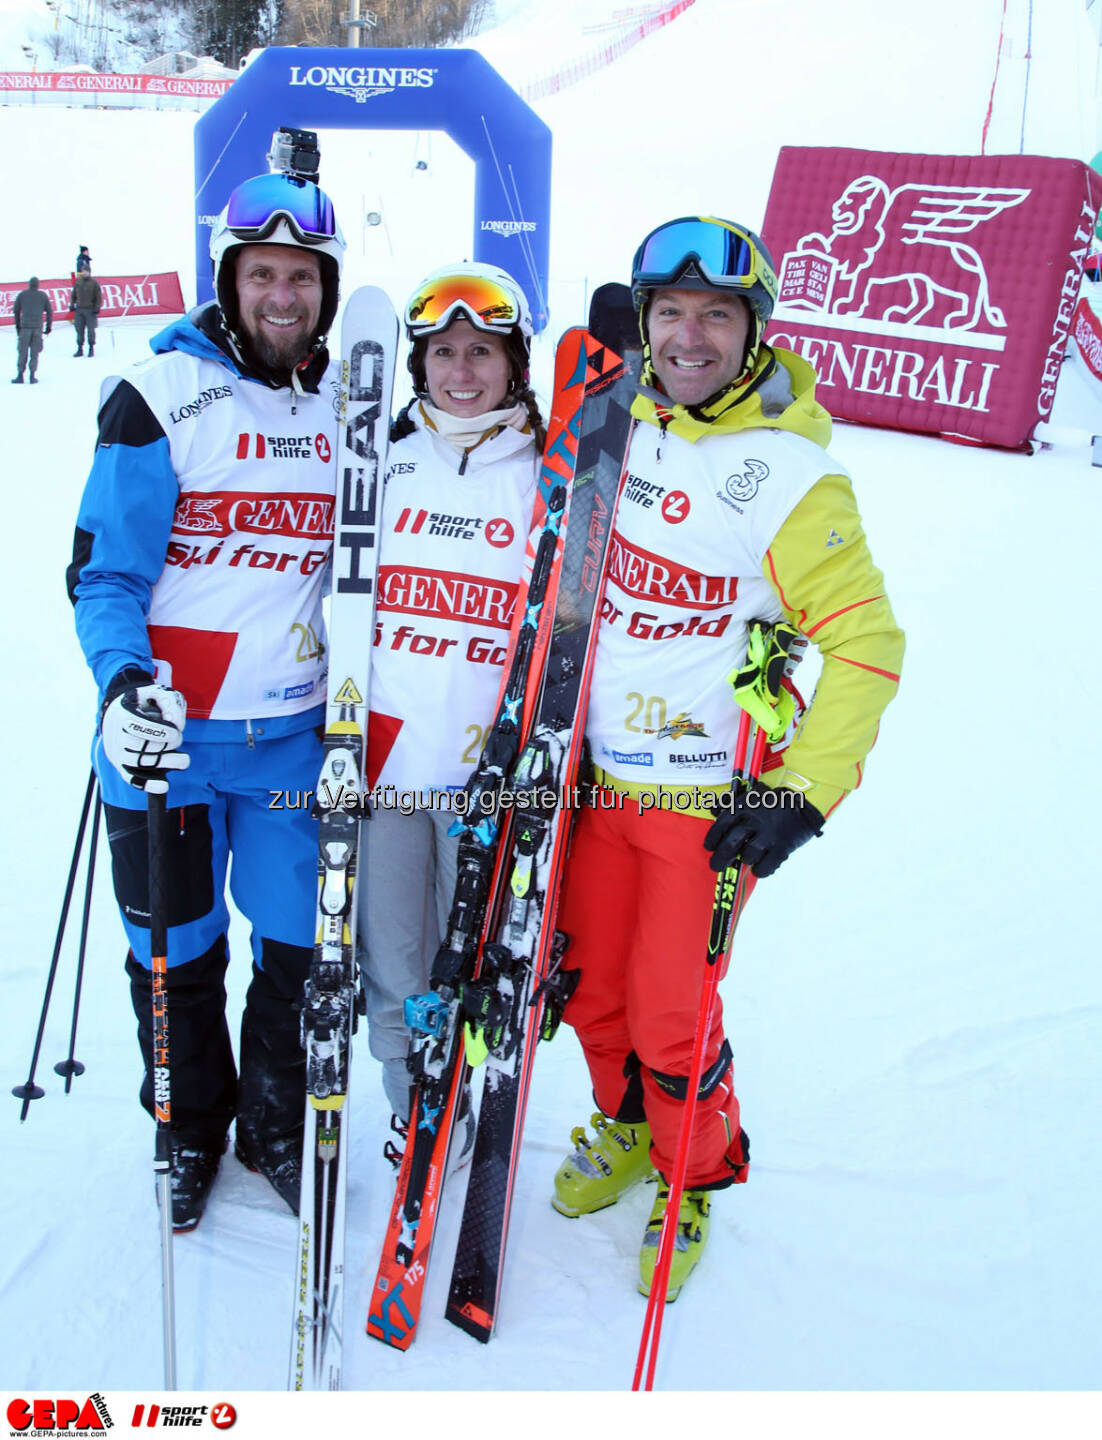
[403,261,534,397]
[209,172,346,340]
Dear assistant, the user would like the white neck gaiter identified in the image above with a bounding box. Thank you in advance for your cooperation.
[418,399,530,453]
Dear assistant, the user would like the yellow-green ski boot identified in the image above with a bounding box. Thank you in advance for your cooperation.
[638,1185,711,1301]
[551,1113,656,1217]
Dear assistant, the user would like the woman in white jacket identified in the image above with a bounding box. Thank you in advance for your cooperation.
[358,263,545,1160]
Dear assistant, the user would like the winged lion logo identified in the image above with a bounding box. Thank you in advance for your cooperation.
[779,176,1029,333]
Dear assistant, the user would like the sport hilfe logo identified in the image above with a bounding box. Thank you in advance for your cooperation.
[129,1402,237,1428]
[660,490,690,524]
[234,433,332,461]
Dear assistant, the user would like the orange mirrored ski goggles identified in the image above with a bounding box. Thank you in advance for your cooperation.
[405,275,520,336]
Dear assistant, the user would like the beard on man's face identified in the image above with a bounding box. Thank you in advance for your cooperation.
[239,306,316,374]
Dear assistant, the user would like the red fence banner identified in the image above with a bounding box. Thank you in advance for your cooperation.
[0,272,186,325]
[0,71,233,98]
[1070,296,1102,385]
[762,147,1101,449]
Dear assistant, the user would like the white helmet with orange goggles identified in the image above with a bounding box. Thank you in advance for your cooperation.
[404,262,533,342]
[403,262,534,400]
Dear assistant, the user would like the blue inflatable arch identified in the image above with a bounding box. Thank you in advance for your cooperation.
[194,47,552,332]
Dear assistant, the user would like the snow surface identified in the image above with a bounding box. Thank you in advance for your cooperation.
[1,0,1101,1422]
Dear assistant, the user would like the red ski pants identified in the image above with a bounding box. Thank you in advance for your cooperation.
[557,790,754,1190]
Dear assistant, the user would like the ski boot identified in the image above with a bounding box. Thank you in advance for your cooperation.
[638,1185,711,1302]
[160,1139,223,1232]
[234,1131,301,1215]
[235,946,308,1216]
[551,1113,655,1217]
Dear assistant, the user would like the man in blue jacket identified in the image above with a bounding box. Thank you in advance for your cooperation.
[67,173,346,1230]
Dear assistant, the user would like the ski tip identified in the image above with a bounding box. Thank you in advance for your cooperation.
[588,283,639,354]
[340,283,399,313]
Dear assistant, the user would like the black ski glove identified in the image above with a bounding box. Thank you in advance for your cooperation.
[703,781,824,879]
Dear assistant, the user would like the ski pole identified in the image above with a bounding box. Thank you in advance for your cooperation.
[147,790,178,1390]
[12,768,98,1120]
[55,785,102,1092]
[633,621,803,1391]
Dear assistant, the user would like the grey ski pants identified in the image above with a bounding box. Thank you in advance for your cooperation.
[357,804,459,1119]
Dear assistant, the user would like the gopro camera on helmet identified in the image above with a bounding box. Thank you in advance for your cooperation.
[267,127,321,183]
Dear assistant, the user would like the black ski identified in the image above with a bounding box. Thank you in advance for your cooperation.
[444,285,642,1343]
[365,326,591,1349]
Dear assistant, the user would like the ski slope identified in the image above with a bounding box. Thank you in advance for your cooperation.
[1,0,1100,1425]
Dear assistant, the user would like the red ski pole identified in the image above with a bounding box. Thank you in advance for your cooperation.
[633,621,803,1391]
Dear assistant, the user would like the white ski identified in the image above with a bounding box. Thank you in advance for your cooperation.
[289,287,398,1391]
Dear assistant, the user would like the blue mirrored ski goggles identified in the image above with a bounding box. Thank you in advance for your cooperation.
[224,174,338,245]
[633,217,761,290]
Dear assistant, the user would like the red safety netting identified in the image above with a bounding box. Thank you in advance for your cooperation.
[522,0,697,100]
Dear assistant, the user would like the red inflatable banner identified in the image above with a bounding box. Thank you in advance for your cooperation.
[0,272,186,325]
[762,147,1101,449]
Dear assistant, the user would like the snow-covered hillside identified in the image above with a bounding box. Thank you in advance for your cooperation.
[1,0,1100,1427]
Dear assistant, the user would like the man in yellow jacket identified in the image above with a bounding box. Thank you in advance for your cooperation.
[552,216,904,1299]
